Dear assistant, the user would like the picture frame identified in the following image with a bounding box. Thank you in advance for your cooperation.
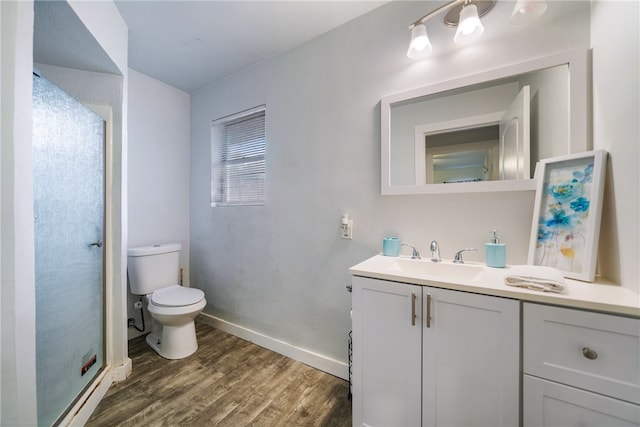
[527,150,607,282]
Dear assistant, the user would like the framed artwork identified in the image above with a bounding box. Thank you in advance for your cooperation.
[528,150,607,282]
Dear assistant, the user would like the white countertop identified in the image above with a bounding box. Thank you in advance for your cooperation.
[349,254,640,317]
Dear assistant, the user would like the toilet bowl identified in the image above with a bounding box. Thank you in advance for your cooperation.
[127,243,207,359]
[145,285,206,359]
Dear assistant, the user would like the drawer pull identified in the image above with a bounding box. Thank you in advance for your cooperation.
[582,347,598,360]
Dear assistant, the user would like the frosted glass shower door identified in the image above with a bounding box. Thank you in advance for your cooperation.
[32,74,105,426]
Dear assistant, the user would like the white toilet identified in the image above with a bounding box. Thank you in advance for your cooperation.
[127,243,206,359]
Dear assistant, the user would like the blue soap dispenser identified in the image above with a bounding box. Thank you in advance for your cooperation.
[485,229,506,268]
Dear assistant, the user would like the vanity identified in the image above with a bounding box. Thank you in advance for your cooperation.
[349,255,640,426]
[356,46,640,425]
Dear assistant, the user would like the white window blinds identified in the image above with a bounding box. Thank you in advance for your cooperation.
[211,106,266,207]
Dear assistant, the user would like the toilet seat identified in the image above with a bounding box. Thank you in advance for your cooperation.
[150,285,204,308]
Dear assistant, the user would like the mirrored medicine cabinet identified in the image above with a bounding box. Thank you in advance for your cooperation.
[381,49,590,195]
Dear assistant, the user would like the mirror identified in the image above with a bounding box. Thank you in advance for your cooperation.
[381,49,589,194]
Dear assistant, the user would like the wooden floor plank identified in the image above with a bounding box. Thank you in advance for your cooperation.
[86,322,352,426]
[214,361,309,426]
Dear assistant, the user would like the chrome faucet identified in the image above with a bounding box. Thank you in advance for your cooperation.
[453,248,477,264]
[402,243,421,259]
[429,240,441,262]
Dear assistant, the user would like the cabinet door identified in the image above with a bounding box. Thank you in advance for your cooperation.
[422,287,519,427]
[524,375,640,426]
[352,276,422,427]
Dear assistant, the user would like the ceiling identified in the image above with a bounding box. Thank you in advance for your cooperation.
[34,1,584,94]
[113,1,388,93]
[34,1,121,76]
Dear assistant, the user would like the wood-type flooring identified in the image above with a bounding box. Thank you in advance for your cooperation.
[86,321,352,427]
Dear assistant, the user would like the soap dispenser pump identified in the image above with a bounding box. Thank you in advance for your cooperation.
[485,229,506,268]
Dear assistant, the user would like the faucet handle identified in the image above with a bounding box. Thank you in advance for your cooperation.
[402,243,421,260]
[453,248,477,264]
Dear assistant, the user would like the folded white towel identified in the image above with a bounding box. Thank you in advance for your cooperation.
[504,265,566,293]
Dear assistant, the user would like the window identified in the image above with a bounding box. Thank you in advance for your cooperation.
[211,106,266,207]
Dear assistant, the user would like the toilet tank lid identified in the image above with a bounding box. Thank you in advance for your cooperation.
[127,243,181,257]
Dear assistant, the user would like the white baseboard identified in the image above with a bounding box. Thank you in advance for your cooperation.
[60,357,132,427]
[60,368,114,427]
[113,357,132,382]
[198,313,348,381]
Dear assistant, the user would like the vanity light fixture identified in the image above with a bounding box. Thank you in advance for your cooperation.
[407,0,547,58]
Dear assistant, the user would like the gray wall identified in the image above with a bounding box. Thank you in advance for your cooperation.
[127,69,190,339]
[189,0,638,365]
[591,0,640,289]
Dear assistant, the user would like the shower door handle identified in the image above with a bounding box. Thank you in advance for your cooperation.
[89,240,103,248]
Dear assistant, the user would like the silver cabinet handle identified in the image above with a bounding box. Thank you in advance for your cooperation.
[411,293,417,326]
[582,347,598,360]
[89,240,103,248]
[426,293,432,328]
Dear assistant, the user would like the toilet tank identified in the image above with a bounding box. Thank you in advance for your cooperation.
[127,243,181,295]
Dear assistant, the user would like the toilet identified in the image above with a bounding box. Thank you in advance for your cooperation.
[127,243,206,359]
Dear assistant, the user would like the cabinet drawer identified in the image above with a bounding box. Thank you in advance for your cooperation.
[523,375,640,426]
[523,303,640,404]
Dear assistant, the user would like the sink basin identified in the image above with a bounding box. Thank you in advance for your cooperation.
[349,254,488,286]
[360,256,485,283]
[386,257,486,283]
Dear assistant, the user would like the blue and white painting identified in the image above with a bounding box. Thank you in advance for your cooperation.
[533,158,595,275]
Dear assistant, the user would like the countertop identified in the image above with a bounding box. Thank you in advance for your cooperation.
[349,254,640,317]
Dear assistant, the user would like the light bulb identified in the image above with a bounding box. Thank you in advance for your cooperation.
[459,18,476,35]
[407,23,432,59]
[413,36,429,51]
[454,3,484,44]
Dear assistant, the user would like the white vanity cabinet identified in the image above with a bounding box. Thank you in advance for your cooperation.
[351,277,422,426]
[523,303,640,426]
[352,276,520,427]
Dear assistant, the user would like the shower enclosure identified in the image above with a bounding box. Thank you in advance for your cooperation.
[32,73,105,426]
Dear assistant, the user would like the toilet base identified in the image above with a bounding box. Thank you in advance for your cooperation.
[145,320,198,360]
